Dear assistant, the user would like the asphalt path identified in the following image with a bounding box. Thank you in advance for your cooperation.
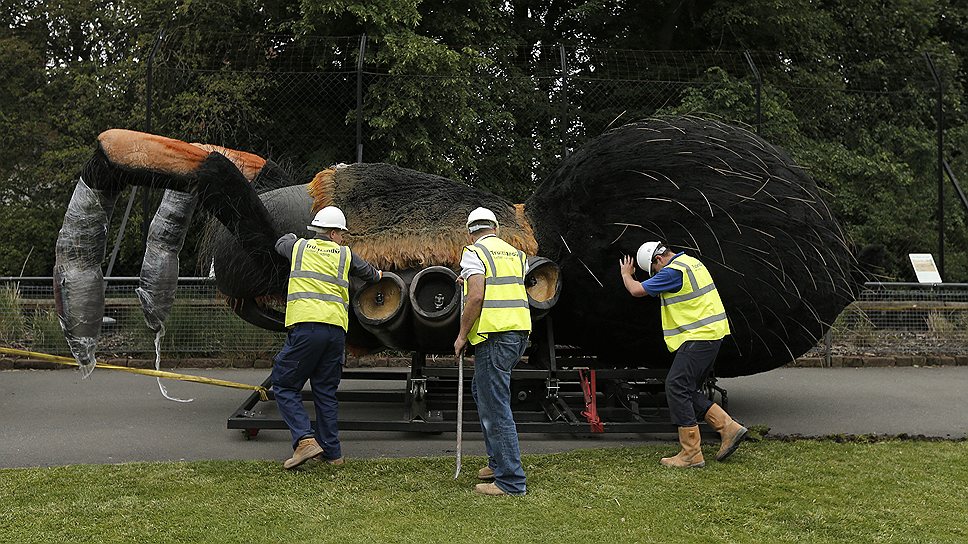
[1,366,965,468]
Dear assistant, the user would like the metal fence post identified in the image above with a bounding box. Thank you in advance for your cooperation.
[559,44,569,158]
[924,52,945,280]
[140,26,167,248]
[356,35,367,163]
[743,50,762,134]
[107,25,166,277]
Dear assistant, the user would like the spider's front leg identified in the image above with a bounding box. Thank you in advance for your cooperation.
[53,129,282,376]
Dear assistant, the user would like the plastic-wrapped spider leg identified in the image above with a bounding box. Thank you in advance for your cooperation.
[53,130,280,376]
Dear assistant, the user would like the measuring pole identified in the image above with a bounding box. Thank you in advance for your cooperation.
[454,296,464,479]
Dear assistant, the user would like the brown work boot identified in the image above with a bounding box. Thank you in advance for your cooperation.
[477,466,495,480]
[325,456,345,465]
[660,425,705,468]
[283,437,324,470]
[474,482,508,496]
[704,403,748,461]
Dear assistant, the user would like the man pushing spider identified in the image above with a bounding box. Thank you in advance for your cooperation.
[619,241,747,468]
[272,206,383,469]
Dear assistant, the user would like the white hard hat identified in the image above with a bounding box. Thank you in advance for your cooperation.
[466,207,498,232]
[309,206,347,231]
[636,241,667,277]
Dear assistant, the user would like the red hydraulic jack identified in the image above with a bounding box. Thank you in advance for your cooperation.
[578,368,604,433]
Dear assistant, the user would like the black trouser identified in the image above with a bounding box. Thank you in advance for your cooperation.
[666,339,722,427]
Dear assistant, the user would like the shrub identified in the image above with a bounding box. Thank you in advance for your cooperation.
[0,284,26,346]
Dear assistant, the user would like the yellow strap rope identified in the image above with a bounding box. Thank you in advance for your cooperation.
[0,346,269,402]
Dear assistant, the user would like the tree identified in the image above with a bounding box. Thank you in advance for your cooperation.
[0,1,150,275]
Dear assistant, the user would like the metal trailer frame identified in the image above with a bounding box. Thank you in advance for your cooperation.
[227,318,727,438]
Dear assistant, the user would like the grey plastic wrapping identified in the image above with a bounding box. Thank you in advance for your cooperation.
[53,177,120,377]
[136,189,198,332]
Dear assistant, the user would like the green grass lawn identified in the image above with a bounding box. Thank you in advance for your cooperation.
[2,440,966,543]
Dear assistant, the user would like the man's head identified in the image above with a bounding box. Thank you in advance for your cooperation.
[309,206,348,243]
[466,207,499,239]
[636,241,674,277]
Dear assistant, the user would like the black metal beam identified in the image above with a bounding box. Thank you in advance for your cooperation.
[355,35,367,163]
[924,52,945,279]
[226,364,687,435]
[944,160,968,216]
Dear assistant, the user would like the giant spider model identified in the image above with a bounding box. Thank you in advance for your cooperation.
[54,115,856,379]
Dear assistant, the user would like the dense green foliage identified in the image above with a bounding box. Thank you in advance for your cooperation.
[2,441,967,542]
[0,1,965,281]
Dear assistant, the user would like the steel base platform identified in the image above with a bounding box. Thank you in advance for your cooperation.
[227,319,728,438]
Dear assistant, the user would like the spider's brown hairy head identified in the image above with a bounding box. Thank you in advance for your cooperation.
[308,163,537,271]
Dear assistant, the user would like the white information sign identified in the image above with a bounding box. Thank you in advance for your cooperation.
[908,253,942,284]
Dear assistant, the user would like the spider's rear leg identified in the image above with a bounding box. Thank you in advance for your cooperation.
[54,129,274,375]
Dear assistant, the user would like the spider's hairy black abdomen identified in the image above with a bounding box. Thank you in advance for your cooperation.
[527,116,857,377]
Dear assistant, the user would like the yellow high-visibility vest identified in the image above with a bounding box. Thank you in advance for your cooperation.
[462,236,532,345]
[660,254,730,351]
[285,238,351,330]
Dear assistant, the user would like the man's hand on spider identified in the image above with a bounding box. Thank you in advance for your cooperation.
[619,255,636,277]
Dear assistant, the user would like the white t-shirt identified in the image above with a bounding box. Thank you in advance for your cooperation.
[459,234,530,279]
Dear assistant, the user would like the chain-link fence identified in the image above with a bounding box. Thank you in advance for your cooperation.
[819,283,968,357]
[0,277,283,359]
[3,278,967,360]
[150,33,367,183]
[61,31,956,287]
[138,32,963,276]
[146,33,951,195]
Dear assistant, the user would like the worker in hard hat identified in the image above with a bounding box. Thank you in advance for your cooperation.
[455,206,531,496]
[272,205,383,469]
[619,241,747,468]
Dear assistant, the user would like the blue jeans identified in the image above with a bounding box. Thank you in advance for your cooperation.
[472,330,528,495]
[666,339,721,427]
[271,322,344,460]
